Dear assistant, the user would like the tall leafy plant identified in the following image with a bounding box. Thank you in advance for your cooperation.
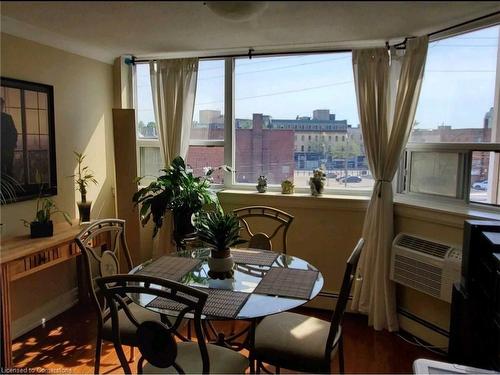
[133,156,230,237]
[70,151,98,203]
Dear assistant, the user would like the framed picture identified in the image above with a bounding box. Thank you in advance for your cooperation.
[1,77,57,204]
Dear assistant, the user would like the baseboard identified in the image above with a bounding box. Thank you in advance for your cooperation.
[12,287,79,339]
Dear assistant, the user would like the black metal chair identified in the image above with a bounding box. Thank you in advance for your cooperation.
[233,206,294,253]
[251,238,365,374]
[75,219,160,374]
[96,274,249,374]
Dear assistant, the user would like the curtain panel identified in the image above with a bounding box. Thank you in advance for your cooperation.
[149,58,199,255]
[351,37,428,331]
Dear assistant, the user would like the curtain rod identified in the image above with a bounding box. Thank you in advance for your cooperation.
[126,10,500,65]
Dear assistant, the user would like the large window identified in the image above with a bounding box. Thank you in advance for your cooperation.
[135,60,226,184]
[232,53,370,191]
[135,53,370,192]
[400,24,500,207]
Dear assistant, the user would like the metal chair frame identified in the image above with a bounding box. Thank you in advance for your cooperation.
[233,206,294,254]
[96,274,210,374]
[252,238,365,374]
[75,219,134,374]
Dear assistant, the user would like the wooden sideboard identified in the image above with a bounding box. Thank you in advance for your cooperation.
[0,222,111,369]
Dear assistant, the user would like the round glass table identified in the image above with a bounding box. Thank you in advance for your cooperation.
[128,248,324,320]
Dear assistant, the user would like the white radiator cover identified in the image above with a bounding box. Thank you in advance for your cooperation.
[390,233,462,303]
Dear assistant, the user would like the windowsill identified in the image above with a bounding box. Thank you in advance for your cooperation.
[218,188,500,224]
[218,188,370,211]
[394,194,500,222]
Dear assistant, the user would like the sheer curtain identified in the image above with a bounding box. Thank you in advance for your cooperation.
[350,37,428,331]
[149,58,199,256]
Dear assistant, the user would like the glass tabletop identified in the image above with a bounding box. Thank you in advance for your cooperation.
[128,247,324,320]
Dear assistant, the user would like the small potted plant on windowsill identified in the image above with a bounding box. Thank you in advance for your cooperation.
[195,208,246,279]
[70,151,98,223]
[22,197,72,238]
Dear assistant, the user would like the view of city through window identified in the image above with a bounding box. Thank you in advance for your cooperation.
[136,25,499,198]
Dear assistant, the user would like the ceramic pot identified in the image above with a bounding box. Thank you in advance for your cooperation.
[309,178,324,196]
[208,249,234,279]
[77,201,92,222]
[30,220,53,238]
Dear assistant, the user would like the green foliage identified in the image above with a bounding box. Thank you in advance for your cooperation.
[22,173,72,227]
[195,209,246,251]
[133,156,232,238]
[69,151,98,202]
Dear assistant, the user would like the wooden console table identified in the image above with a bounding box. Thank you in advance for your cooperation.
[0,222,111,369]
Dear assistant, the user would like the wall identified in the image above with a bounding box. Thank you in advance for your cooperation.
[215,190,500,349]
[0,33,115,337]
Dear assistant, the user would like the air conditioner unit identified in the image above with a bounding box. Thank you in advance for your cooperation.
[390,233,462,303]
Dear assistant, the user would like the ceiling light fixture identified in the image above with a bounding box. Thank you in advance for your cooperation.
[204,1,268,22]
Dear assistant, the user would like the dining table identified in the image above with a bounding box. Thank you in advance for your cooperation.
[128,247,324,350]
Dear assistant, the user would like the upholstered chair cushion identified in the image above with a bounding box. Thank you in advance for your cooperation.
[102,304,161,345]
[142,342,249,374]
[254,312,340,372]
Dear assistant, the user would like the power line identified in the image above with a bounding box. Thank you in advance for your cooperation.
[198,56,350,81]
[197,80,353,106]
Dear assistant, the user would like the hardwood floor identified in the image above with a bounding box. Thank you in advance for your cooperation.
[12,304,442,374]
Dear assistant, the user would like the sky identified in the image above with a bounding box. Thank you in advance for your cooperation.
[136,25,499,130]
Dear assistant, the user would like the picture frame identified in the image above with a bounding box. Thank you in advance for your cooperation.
[0,77,57,204]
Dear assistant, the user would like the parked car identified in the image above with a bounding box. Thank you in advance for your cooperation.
[327,172,337,178]
[339,175,362,183]
[472,180,488,190]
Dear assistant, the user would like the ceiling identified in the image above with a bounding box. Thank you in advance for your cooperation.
[1,1,499,63]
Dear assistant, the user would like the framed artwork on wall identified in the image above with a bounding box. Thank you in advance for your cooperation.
[0,77,57,204]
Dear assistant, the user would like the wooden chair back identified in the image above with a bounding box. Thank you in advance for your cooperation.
[96,274,210,374]
[233,206,294,253]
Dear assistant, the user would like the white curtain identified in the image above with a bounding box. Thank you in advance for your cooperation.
[149,58,199,256]
[350,37,428,331]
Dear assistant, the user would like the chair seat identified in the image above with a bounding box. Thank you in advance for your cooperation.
[254,312,340,371]
[143,342,249,374]
[102,303,161,346]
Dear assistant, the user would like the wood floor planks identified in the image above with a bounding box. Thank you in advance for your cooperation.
[11,304,442,374]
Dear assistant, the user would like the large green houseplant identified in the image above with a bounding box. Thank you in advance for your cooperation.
[133,156,230,246]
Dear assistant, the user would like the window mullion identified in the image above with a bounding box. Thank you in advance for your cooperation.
[224,57,234,186]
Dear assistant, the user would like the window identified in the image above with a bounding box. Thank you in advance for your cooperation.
[233,52,370,191]
[400,24,500,207]
[135,60,226,185]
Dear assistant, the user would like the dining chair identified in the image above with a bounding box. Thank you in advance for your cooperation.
[251,238,365,374]
[233,206,294,253]
[75,219,160,374]
[96,273,249,374]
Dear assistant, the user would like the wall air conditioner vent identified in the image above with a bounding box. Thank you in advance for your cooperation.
[391,233,462,303]
[395,234,451,259]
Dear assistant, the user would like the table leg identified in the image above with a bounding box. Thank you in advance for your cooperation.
[76,254,90,305]
[1,263,13,369]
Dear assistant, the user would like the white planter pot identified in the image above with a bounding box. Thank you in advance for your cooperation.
[207,254,234,273]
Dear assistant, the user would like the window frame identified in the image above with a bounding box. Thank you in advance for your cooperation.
[396,21,500,210]
[133,15,500,202]
[134,59,227,186]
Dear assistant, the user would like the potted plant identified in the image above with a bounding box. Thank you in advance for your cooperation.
[195,209,246,279]
[70,151,98,223]
[133,156,231,247]
[281,179,294,194]
[22,197,72,238]
[309,168,326,196]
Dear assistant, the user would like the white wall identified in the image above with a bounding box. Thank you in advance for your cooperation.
[0,33,115,335]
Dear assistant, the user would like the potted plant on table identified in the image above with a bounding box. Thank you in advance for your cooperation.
[22,196,72,238]
[195,208,246,279]
[133,156,231,247]
[309,167,326,196]
[70,152,98,223]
